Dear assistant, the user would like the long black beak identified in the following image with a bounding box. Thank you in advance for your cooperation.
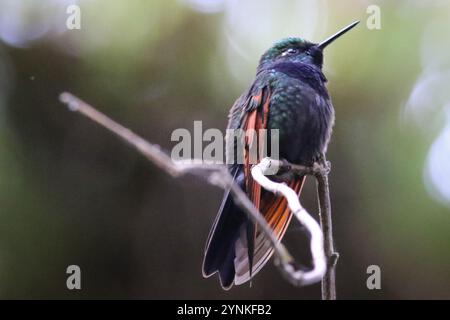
[318,20,359,50]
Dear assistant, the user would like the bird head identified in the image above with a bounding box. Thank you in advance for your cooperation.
[258,21,359,71]
[259,38,323,69]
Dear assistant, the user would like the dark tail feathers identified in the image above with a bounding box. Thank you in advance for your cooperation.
[202,166,250,289]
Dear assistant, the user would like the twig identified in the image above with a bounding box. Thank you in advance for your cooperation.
[315,162,338,300]
[253,158,338,297]
[251,158,326,285]
[58,92,335,295]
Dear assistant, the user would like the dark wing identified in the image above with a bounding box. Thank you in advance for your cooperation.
[203,81,305,288]
[233,84,305,284]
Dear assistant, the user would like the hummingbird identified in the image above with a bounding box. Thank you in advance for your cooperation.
[202,21,359,289]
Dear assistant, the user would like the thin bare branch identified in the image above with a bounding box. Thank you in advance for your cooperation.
[251,158,326,285]
[316,165,338,300]
[58,91,337,297]
[59,92,181,177]
[268,158,338,298]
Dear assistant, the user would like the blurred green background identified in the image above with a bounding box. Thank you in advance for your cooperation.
[0,0,449,299]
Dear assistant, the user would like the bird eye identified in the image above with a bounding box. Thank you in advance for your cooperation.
[281,48,298,57]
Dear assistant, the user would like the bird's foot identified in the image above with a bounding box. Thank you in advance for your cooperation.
[313,154,331,176]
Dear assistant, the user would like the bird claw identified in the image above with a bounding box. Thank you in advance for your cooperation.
[312,161,330,176]
[312,154,331,176]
